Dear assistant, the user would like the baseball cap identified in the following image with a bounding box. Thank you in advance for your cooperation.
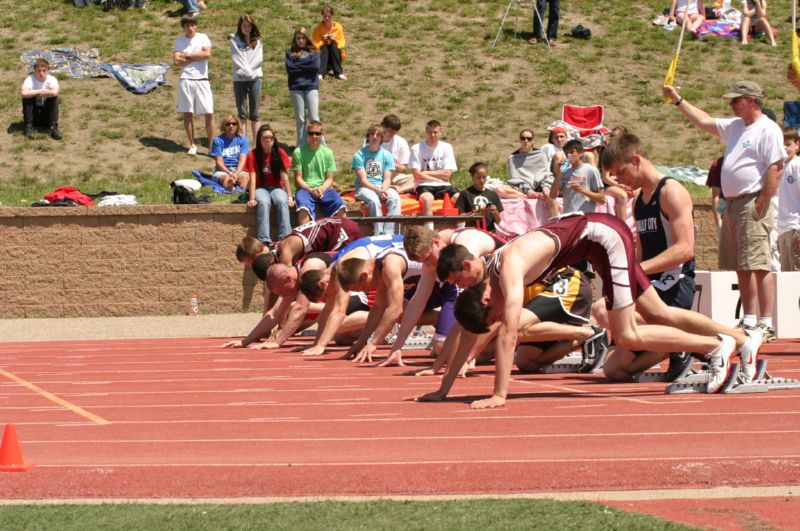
[722,80,763,99]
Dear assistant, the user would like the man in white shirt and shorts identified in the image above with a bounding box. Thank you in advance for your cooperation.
[173,14,215,155]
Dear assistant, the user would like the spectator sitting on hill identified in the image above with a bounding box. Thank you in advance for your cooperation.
[456,162,503,233]
[312,6,347,80]
[210,115,249,191]
[541,126,569,177]
[668,0,705,34]
[21,58,61,140]
[741,0,776,46]
[498,128,554,204]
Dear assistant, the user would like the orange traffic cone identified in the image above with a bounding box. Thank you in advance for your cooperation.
[0,424,35,472]
[435,193,459,216]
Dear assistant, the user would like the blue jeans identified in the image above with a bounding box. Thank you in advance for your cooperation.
[254,186,291,243]
[233,78,261,122]
[355,187,401,235]
[533,0,560,40]
[181,0,199,14]
[289,89,320,147]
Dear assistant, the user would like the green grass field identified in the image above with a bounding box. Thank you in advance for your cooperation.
[0,499,693,530]
[0,0,792,205]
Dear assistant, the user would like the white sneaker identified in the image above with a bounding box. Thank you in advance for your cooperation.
[706,334,735,393]
[737,328,763,383]
[187,144,198,156]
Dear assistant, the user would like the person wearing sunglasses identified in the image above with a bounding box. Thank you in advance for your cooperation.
[500,129,554,202]
[210,114,250,191]
[291,120,345,226]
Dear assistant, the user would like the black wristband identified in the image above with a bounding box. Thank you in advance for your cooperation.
[675,98,684,106]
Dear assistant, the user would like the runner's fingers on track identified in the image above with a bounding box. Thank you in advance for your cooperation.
[220,340,243,348]
[414,367,436,376]
[377,351,404,367]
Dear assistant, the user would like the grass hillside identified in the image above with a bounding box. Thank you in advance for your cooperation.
[0,0,794,205]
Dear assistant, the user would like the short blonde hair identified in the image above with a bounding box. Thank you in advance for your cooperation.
[404,225,438,261]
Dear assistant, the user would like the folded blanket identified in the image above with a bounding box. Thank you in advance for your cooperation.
[192,170,242,194]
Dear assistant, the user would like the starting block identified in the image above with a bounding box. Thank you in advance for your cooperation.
[384,333,433,350]
[633,357,697,383]
[665,359,799,394]
[539,349,606,374]
[540,352,583,374]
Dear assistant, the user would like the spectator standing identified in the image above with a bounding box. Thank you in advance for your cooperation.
[180,0,206,15]
[409,120,459,230]
[664,81,784,340]
[246,125,294,246]
[456,162,503,233]
[292,120,345,225]
[380,114,413,193]
[312,6,347,80]
[173,14,215,156]
[20,58,61,140]
[549,139,604,214]
[777,128,800,272]
[352,124,400,235]
[230,14,263,140]
[210,115,249,191]
[529,0,560,45]
[285,28,321,147]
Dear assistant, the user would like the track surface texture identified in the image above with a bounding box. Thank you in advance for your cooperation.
[2,336,799,530]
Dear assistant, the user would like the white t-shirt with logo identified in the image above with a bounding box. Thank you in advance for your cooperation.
[22,74,59,93]
[381,134,411,166]
[777,156,800,234]
[173,32,212,79]
[408,140,457,187]
[716,114,785,198]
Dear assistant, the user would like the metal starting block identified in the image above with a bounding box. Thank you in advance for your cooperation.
[540,352,583,374]
[384,333,433,350]
[634,359,698,383]
[665,359,798,394]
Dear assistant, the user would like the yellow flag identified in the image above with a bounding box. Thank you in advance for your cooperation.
[663,53,679,103]
[792,30,800,79]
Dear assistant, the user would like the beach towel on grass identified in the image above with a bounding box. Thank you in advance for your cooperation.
[192,170,243,194]
[21,48,108,78]
[696,20,740,39]
[100,63,168,95]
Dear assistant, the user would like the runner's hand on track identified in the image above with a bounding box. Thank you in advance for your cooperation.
[353,343,378,363]
[471,394,506,409]
[377,350,404,367]
[219,340,243,348]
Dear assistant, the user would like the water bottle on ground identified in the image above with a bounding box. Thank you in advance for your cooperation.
[187,294,200,316]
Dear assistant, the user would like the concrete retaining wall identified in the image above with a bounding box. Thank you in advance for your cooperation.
[0,198,718,318]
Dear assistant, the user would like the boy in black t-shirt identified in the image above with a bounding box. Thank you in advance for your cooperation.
[456,162,503,232]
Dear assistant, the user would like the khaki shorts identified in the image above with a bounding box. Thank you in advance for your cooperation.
[778,229,800,271]
[719,192,773,271]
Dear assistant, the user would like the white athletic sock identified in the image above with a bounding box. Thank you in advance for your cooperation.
[742,314,757,327]
[759,317,773,328]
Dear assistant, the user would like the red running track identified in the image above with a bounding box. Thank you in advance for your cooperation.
[1,337,799,529]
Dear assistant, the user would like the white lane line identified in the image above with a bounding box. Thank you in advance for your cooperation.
[512,378,663,405]
[19,430,800,444]
[23,454,800,468]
